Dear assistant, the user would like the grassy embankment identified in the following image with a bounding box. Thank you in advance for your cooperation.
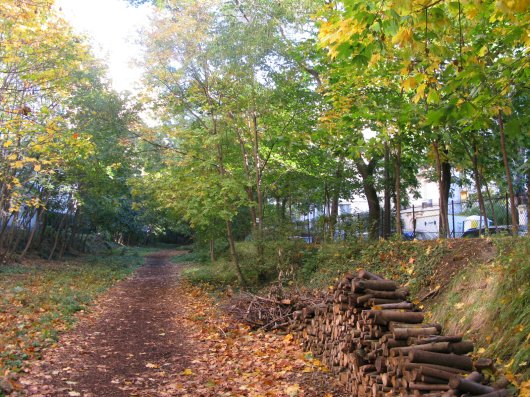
[183,237,530,382]
[0,247,159,379]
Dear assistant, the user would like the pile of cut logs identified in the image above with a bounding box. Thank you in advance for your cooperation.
[290,269,511,396]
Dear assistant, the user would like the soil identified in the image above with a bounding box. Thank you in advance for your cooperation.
[417,238,497,301]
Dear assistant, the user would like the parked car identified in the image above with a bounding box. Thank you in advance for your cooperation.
[462,226,512,238]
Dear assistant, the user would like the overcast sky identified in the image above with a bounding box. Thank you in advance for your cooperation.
[55,0,153,93]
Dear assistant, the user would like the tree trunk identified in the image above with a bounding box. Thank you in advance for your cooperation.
[48,211,68,260]
[281,198,287,221]
[252,113,264,266]
[527,149,530,229]
[394,141,402,237]
[383,142,391,238]
[442,152,451,235]
[20,206,45,259]
[329,159,343,241]
[484,181,499,228]
[12,208,36,254]
[498,110,518,233]
[469,143,489,233]
[433,141,450,238]
[209,238,216,262]
[356,158,381,240]
[3,212,19,257]
[226,220,246,285]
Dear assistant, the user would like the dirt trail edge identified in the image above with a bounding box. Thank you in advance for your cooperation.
[20,251,192,397]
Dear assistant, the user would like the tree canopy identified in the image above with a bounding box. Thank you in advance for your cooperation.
[0,0,527,267]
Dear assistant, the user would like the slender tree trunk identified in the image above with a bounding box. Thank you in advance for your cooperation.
[48,210,69,260]
[20,206,45,259]
[498,110,518,232]
[484,181,499,228]
[226,220,245,285]
[3,212,19,257]
[251,113,264,266]
[356,159,381,240]
[37,211,48,251]
[209,238,215,262]
[329,159,343,241]
[12,208,36,254]
[82,232,89,253]
[281,198,287,221]
[442,153,451,234]
[66,208,80,253]
[469,143,489,233]
[216,138,246,286]
[383,142,391,238]
[527,150,530,229]
[433,141,450,238]
[394,141,402,237]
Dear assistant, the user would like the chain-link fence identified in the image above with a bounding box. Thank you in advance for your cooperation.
[402,194,528,239]
[293,193,528,242]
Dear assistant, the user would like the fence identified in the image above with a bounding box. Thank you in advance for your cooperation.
[293,193,528,242]
[403,193,528,239]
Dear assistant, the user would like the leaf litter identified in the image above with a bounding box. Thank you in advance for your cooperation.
[7,252,347,397]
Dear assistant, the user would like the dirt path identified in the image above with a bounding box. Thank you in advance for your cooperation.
[18,251,349,397]
[20,251,192,397]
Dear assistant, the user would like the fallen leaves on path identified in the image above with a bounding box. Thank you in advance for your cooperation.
[158,282,348,397]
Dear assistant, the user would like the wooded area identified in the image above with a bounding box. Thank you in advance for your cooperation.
[0,0,528,267]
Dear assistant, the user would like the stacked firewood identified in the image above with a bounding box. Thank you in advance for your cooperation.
[289,270,511,397]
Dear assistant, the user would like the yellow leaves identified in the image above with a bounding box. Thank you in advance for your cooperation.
[34,164,41,172]
[369,53,381,66]
[392,27,413,47]
[496,0,529,13]
[400,61,412,75]
[145,362,159,368]
[412,83,427,103]
[285,384,300,397]
[319,17,365,58]
[3,140,13,148]
[520,380,530,397]
[464,6,479,20]
[478,45,488,57]
[165,284,339,397]
[13,161,25,169]
[402,76,417,91]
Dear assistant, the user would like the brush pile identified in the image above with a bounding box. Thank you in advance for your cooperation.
[225,285,322,331]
